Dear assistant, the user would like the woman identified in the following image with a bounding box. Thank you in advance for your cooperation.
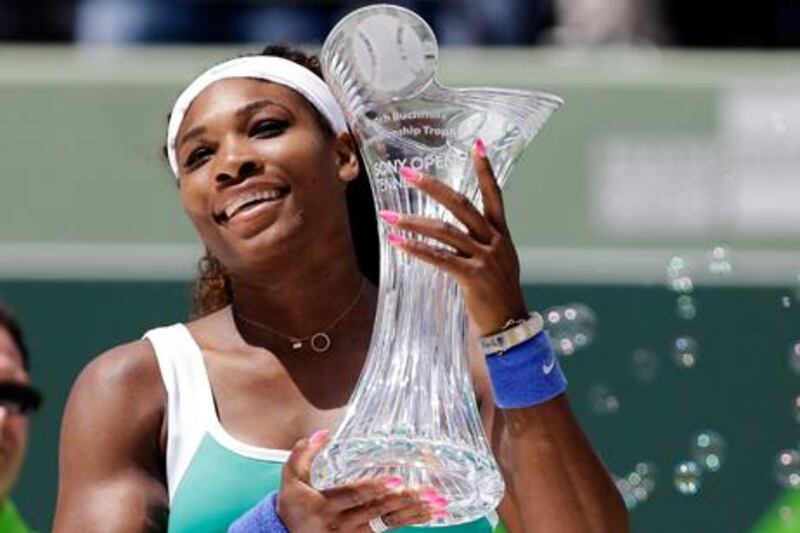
[54,45,628,532]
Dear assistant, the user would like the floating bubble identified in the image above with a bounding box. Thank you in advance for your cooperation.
[674,460,702,495]
[673,336,699,369]
[666,256,694,294]
[614,461,657,510]
[632,461,657,498]
[783,296,792,309]
[543,303,598,356]
[588,384,620,416]
[775,449,800,489]
[691,430,726,472]
[614,475,639,510]
[789,342,800,376]
[676,295,697,320]
[793,396,800,424]
[630,349,660,383]
[708,246,733,276]
[780,505,797,525]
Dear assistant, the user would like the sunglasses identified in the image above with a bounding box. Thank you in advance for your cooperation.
[0,382,42,416]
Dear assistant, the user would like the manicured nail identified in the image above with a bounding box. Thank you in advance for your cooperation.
[432,510,450,519]
[428,497,450,510]
[379,210,400,225]
[385,476,404,490]
[475,138,486,158]
[399,166,420,182]
[387,233,406,246]
[309,429,328,444]
[420,487,443,502]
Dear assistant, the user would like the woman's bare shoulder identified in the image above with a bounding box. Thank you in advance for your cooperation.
[64,338,166,442]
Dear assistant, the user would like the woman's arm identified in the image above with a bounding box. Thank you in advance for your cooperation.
[384,139,629,532]
[470,344,628,533]
[54,341,169,533]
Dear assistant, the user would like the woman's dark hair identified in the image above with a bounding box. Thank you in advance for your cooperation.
[188,44,379,318]
[0,304,30,372]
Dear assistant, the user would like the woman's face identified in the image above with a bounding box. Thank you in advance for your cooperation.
[0,327,28,500]
[175,77,357,274]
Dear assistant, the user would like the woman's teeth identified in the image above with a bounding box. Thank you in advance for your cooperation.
[223,189,285,220]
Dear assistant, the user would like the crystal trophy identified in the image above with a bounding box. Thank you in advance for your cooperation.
[311,4,562,526]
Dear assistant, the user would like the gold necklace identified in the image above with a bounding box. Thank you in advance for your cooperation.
[234,279,367,354]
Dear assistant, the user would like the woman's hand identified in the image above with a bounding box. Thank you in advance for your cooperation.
[277,430,449,532]
[381,138,528,336]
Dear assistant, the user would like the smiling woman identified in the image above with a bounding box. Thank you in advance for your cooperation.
[53,44,627,533]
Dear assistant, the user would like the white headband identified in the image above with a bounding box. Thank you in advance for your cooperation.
[166,55,348,177]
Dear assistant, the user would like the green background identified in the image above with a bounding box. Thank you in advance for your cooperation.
[3,281,798,532]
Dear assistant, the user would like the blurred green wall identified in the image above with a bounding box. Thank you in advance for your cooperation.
[3,280,797,532]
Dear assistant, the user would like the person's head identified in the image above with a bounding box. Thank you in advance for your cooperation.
[0,306,41,502]
[166,44,378,317]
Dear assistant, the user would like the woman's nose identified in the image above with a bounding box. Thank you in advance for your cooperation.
[215,148,263,186]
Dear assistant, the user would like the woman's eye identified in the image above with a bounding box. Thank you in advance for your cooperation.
[250,119,287,137]
[184,146,212,169]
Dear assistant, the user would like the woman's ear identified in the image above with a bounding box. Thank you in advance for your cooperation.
[333,132,360,183]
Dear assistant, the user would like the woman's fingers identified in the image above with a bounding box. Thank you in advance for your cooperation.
[321,477,400,514]
[399,166,494,244]
[283,429,329,483]
[340,486,446,531]
[380,212,478,257]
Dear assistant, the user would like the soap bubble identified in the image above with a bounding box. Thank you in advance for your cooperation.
[780,505,797,526]
[630,349,660,383]
[588,384,620,416]
[789,342,800,376]
[691,430,726,472]
[676,295,697,320]
[614,462,657,510]
[543,303,598,356]
[708,246,733,276]
[666,256,694,294]
[673,336,699,369]
[673,460,702,495]
[793,396,800,424]
[775,449,800,489]
[614,476,639,510]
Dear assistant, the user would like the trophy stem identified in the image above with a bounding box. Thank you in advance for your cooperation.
[312,231,505,525]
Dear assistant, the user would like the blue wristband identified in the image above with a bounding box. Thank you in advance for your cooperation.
[485,331,567,409]
[228,491,289,533]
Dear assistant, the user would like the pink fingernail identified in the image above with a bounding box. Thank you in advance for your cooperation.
[379,210,400,225]
[420,487,442,502]
[385,476,404,489]
[475,138,486,158]
[399,166,420,182]
[428,497,450,510]
[387,233,406,246]
[432,510,450,519]
[309,429,328,444]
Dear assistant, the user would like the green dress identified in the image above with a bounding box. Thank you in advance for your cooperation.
[146,324,507,532]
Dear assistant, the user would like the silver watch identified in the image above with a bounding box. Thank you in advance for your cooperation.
[479,312,544,355]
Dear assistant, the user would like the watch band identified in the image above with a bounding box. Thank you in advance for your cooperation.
[479,312,544,355]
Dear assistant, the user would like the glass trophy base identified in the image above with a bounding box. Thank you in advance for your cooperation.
[313,437,505,526]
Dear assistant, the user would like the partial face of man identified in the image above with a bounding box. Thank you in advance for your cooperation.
[0,327,29,501]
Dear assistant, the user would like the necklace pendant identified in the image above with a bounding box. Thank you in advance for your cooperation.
[310,333,332,353]
[291,340,303,350]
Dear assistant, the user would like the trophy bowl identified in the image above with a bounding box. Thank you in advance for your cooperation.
[311,4,563,526]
